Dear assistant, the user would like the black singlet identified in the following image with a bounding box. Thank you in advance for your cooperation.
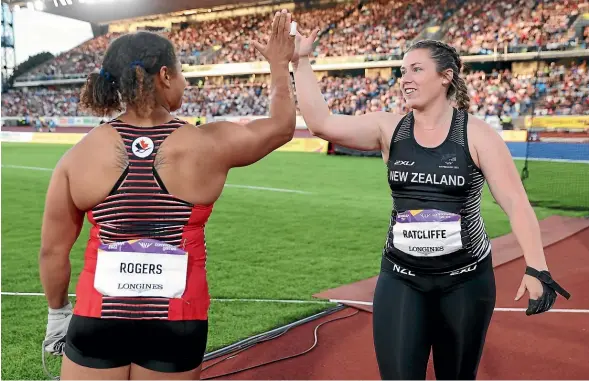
[382,107,491,274]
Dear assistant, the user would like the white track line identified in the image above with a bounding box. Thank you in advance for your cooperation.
[329,299,373,306]
[213,298,330,304]
[493,308,589,313]
[2,164,53,171]
[0,292,55,296]
[0,292,331,304]
[223,184,312,194]
[327,299,589,313]
[1,164,313,194]
[513,157,589,164]
[2,293,586,312]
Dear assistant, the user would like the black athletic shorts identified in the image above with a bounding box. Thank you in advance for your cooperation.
[64,315,208,372]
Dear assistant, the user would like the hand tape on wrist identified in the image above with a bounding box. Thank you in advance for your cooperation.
[525,267,571,299]
[290,21,297,36]
[524,266,571,316]
[44,301,73,354]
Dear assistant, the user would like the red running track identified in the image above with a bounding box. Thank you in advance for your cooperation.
[200,217,589,380]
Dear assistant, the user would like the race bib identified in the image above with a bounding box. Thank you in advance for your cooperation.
[94,239,188,298]
[392,209,463,257]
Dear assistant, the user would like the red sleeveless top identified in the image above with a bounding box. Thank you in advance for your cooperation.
[73,118,214,321]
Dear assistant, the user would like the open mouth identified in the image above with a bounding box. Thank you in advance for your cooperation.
[404,88,416,95]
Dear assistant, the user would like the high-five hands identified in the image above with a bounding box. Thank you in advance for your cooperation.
[292,26,320,66]
[252,9,296,67]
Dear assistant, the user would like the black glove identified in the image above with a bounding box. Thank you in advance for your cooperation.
[524,266,571,316]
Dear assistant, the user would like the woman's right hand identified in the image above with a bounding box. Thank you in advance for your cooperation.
[252,9,295,67]
[292,27,320,66]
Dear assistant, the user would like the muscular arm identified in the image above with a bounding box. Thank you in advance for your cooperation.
[39,157,84,309]
[471,119,548,270]
[292,57,384,151]
[205,62,296,169]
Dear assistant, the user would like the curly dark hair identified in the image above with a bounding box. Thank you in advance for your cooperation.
[79,31,178,117]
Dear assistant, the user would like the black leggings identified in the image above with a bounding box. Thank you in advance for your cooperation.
[372,256,496,380]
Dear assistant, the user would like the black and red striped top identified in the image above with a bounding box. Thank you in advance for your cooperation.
[73,118,215,321]
[91,118,196,247]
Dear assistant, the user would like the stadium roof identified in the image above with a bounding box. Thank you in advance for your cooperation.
[3,0,272,24]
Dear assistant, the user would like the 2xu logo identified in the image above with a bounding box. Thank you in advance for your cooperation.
[450,264,477,276]
[394,160,415,166]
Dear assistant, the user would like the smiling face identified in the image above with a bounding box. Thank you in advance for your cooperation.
[400,41,462,111]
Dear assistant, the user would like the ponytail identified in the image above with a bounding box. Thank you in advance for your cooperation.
[119,62,157,118]
[79,31,178,118]
[79,69,122,117]
[452,75,470,111]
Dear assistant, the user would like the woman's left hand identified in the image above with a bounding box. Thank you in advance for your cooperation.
[514,274,544,301]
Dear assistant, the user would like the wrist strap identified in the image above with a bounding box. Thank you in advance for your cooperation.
[525,266,571,299]
[48,301,72,314]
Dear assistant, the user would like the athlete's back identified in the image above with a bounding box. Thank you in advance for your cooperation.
[71,117,214,321]
[39,12,297,380]
[61,116,229,214]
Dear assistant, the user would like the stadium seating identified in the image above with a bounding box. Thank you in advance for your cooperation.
[12,0,589,82]
[441,0,585,55]
[3,64,587,118]
[3,0,589,122]
[532,61,589,116]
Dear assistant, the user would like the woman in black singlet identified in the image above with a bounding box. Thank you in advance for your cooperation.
[290,30,570,380]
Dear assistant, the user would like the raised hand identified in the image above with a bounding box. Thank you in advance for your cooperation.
[252,9,295,67]
[292,27,320,65]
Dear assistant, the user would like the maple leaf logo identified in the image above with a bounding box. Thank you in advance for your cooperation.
[134,138,151,153]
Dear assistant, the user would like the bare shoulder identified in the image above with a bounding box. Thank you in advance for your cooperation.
[193,120,239,135]
[467,113,495,131]
[160,121,223,159]
[72,123,121,148]
[60,123,123,168]
[466,113,505,147]
[465,113,516,173]
[377,111,405,131]
[166,121,223,145]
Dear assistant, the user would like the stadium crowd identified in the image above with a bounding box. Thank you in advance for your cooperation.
[21,32,123,81]
[442,0,585,55]
[533,61,589,116]
[3,63,587,119]
[209,3,356,64]
[311,0,460,60]
[13,0,588,82]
